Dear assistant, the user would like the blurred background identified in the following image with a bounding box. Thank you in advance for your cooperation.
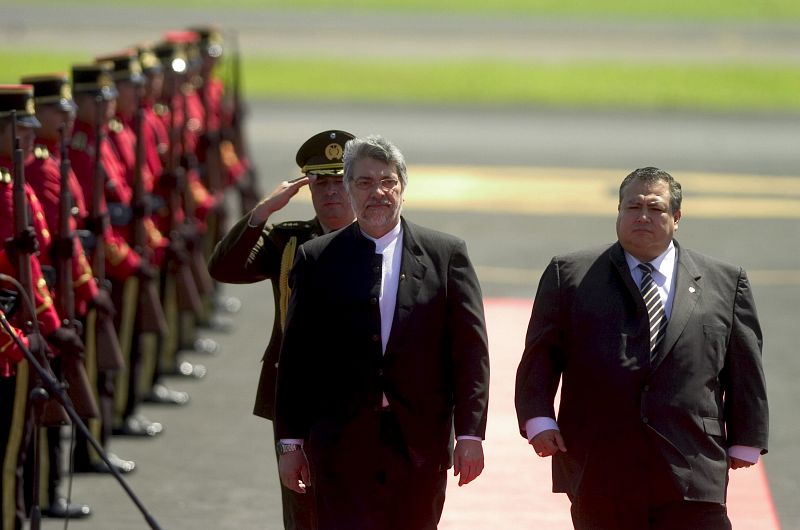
[2,1,798,528]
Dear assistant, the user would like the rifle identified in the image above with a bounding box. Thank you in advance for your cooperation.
[179,87,214,298]
[89,98,125,372]
[10,111,70,427]
[55,125,100,419]
[132,103,168,335]
[228,30,261,214]
[165,88,202,315]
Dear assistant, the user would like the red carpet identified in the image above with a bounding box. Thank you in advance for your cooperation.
[440,298,780,529]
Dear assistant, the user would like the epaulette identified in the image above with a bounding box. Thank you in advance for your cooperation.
[274,220,315,233]
[153,103,168,116]
[0,167,11,185]
[33,145,50,160]
[71,132,88,152]
[108,117,124,134]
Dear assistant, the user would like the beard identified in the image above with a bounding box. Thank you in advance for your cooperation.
[357,199,402,231]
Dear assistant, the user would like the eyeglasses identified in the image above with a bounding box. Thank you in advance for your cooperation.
[352,177,400,191]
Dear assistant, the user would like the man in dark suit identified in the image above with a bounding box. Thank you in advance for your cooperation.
[208,130,356,530]
[275,135,490,530]
[515,167,768,529]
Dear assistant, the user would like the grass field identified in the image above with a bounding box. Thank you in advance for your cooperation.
[2,51,798,113]
[19,0,800,20]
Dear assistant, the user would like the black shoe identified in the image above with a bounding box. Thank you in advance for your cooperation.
[42,497,91,519]
[145,383,190,405]
[194,337,221,354]
[164,360,207,379]
[112,414,164,437]
[199,313,234,333]
[215,294,241,314]
[74,452,136,474]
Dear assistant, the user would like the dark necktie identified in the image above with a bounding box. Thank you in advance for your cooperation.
[638,263,667,358]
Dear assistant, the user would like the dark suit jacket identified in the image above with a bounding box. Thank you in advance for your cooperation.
[208,213,323,420]
[275,218,490,470]
[515,241,768,503]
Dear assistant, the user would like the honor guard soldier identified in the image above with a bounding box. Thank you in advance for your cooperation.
[209,130,356,530]
[95,50,187,410]
[0,84,89,527]
[68,64,165,440]
[150,37,216,380]
[21,72,122,517]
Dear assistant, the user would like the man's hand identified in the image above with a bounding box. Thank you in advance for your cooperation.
[453,439,484,487]
[730,456,754,470]
[4,226,40,264]
[249,178,310,226]
[91,289,115,318]
[47,327,85,358]
[530,429,567,458]
[278,450,311,494]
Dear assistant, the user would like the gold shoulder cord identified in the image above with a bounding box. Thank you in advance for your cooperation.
[278,236,297,329]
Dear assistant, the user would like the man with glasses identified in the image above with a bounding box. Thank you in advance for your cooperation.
[209,130,355,530]
[275,135,490,530]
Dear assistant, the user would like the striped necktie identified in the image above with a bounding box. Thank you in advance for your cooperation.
[638,263,667,358]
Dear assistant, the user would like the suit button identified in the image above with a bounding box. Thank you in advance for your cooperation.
[378,369,384,376]
[372,334,380,342]
[642,417,649,424]
[642,384,650,392]
[370,297,378,304]
[373,266,380,273]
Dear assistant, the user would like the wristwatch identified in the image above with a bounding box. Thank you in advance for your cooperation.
[276,442,303,455]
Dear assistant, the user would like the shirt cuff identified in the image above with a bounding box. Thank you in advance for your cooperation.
[525,417,559,442]
[278,438,304,446]
[728,445,761,464]
[456,435,483,442]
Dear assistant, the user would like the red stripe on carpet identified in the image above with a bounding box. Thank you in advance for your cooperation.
[440,298,779,529]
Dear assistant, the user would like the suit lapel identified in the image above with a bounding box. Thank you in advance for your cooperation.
[385,219,427,355]
[651,243,702,372]
[609,243,643,306]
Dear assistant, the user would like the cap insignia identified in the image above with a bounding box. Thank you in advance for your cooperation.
[325,143,343,161]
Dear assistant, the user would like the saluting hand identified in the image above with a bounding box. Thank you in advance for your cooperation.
[249,177,310,225]
[453,439,484,487]
[530,429,567,458]
[278,450,311,494]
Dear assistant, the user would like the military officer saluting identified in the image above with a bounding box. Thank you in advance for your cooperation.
[208,130,356,530]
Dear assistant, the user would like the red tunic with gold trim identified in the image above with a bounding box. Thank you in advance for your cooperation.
[26,142,100,316]
[0,309,27,365]
[200,76,247,187]
[156,93,215,228]
[107,116,169,266]
[68,119,141,281]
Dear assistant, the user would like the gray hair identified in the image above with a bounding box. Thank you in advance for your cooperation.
[619,167,682,213]
[343,135,408,189]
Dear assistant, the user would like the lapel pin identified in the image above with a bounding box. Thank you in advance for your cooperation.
[688,286,696,293]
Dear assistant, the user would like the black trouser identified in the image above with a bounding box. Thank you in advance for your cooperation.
[310,410,447,530]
